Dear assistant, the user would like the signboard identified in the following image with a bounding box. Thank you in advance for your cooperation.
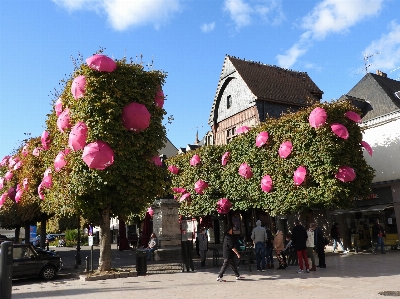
[88,236,94,247]
[29,226,37,243]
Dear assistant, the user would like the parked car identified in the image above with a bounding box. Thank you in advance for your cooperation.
[11,243,62,280]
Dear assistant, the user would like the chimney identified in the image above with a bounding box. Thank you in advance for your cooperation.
[195,130,199,145]
[376,70,387,78]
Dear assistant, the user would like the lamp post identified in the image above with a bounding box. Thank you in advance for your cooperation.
[74,215,81,268]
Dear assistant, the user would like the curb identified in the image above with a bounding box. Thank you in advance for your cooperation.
[79,271,138,281]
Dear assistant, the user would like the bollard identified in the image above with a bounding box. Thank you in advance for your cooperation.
[85,256,89,272]
[74,255,78,269]
[0,241,13,299]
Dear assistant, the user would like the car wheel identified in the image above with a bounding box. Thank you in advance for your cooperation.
[40,265,56,280]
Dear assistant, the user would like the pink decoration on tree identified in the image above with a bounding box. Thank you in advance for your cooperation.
[293,166,307,186]
[13,160,23,170]
[309,107,327,128]
[238,163,253,179]
[278,141,293,158]
[331,123,349,139]
[23,178,29,191]
[168,165,179,175]
[55,98,63,116]
[0,156,10,167]
[8,156,19,169]
[0,177,4,189]
[38,183,45,200]
[33,147,41,157]
[221,152,230,166]
[4,171,13,181]
[256,131,269,147]
[82,140,115,170]
[71,75,87,100]
[236,126,250,135]
[15,188,23,203]
[335,166,356,182]
[190,154,201,166]
[180,192,191,202]
[22,145,29,157]
[147,207,154,217]
[57,108,72,133]
[194,179,209,194]
[345,111,361,123]
[154,88,164,108]
[68,121,88,151]
[172,187,186,193]
[42,169,52,189]
[152,156,162,166]
[216,198,232,214]
[86,54,117,72]
[7,187,16,201]
[41,131,51,150]
[361,141,373,156]
[0,192,8,207]
[54,149,70,172]
[122,102,151,132]
[260,175,273,193]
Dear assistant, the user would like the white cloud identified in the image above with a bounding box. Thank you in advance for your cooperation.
[223,0,284,30]
[276,0,383,68]
[52,0,182,31]
[200,22,215,33]
[363,21,400,72]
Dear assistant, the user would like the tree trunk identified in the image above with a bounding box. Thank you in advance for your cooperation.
[98,208,111,271]
[15,226,20,242]
[40,218,46,248]
[24,223,30,245]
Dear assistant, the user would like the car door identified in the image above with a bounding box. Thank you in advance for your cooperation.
[13,246,38,278]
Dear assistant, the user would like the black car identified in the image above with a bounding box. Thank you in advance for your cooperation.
[11,243,62,280]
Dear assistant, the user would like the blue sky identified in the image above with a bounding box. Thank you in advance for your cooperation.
[1,0,400,159]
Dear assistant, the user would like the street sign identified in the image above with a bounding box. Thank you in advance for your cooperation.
[88,236,93,247]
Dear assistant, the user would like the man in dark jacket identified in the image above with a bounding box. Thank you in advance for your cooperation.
[291,219,309,273]
[314,224,326,268]
[372,218,386,254]
[217,225,242,281]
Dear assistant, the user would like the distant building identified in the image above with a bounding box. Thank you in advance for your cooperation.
[208,55,323,145]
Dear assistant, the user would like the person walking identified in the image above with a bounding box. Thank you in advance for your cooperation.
[291,219,309,273]
[265,226,274,269]
[314,223,326,268]
[331,222,348,253]
[217,225,242,281]
[372,218,386,254]
[307,223,316,271]
[251,220,267,271]
[198,228,208,267]
[273,229,287,269]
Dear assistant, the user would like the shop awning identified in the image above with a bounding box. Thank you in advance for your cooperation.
[331,204,393,215]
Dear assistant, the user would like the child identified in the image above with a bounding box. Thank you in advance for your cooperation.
[284,233,297,266]
[273,230,287,269]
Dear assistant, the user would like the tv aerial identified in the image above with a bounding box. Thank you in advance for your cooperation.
[357,52,380,75]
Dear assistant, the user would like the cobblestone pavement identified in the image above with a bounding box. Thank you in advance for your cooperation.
[11,245,400,299]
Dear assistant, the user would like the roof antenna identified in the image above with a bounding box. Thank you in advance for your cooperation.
[363,52,380,74]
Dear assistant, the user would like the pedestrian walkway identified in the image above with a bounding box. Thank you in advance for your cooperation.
[11,250,400,299]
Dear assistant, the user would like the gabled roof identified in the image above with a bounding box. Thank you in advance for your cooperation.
[209,55,323,125]
[346,72,400,121]
[228,56,323,104]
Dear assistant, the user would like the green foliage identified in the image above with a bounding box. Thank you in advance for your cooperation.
[167,101,375,217]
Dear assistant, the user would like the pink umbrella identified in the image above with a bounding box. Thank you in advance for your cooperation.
[152,156,162,166]
[309,107,327,128]
[15,188,23,203]
[331,123,349,139]
[279,141,292,158]
[190,154,201,166]
[57,108,71,133]
[335,166,356,182]
[8,156,19,169]
[82,140,115,170]
[238,163,253,179]
[7,187,16,201]
[122,102,151,132]
[236,126,250,135]
[180,192,191,202]
[38,183,45,200]
[216,198,232,214]
[147,207,154,217]
[33,147,41,156]
[23,178,29,191]
[22,145,29,157]
[361,141,373,156]
[86,54,117,72]
[44,168,52,177]
[172,187,186,194]
[256,131,269,147]
[345,111,361,123]
[54,149,71,172]
[221,152,230,166]
[4,171,13,181]
[68,121,88,151]
[13,160,23,170]
[41,131,50,150]
[294,166,307,186]
[0,177,4,189]
[42,174,52,189]
[0,156,10,166]
[0,192,8,207]
[168,165,180,175]
[194,179,209,194]
[154,88,164,108]
[260,175,273,193]
[71,75,87,100]
[55,98,63,117]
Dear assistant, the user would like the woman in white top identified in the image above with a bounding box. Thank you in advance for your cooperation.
[307,223,316,271]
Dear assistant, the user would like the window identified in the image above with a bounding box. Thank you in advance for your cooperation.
[226,127,237,143]
[227,95,232,109]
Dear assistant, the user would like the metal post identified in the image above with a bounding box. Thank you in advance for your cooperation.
[85,256,89,272]
[75,215,81,266]
[91,245,93,272]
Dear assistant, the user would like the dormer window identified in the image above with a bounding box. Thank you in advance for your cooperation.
[227,95,232,109]
[395,91,400,99]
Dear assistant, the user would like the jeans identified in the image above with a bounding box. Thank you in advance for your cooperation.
[375,236,385,253]
[265,247,274,265]
[255,242,266,270]
[332,238,345,252]
[306,247,316,267]
[218,258,240,278]
[146,247,156,260]
[316,245,326,267]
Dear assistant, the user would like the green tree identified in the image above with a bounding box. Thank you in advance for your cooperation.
[167,101,375,216]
